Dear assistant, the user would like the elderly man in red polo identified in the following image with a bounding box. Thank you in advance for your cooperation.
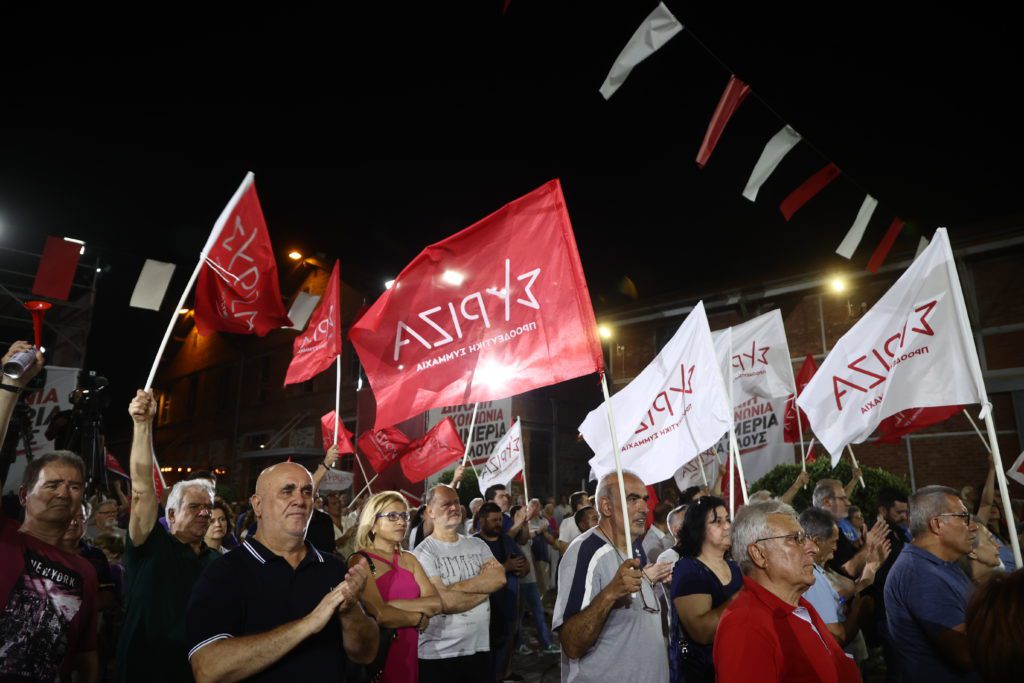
[714,500,861,683]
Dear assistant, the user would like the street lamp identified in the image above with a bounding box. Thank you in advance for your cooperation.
[828,275,847,294]
[288,250,303,261]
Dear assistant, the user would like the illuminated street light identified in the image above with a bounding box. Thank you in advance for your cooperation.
[829,276,847,293]
[441,270,464,286]
[598,325,612,340]
[288,250,303,261]
[384,279,395,290]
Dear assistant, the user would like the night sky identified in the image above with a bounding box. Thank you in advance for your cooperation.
[1,1,1021,413]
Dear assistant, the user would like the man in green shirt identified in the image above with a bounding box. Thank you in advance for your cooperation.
[116,389,218,683]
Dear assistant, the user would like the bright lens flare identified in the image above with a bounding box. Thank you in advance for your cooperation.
[384,279,395,290]
[476,360,516,388]
[441,270,464,286]
[829,276,847,293]
[598,325,612,339]
[288,251,303,261]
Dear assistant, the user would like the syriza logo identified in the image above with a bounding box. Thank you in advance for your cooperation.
[208,215,267,331]
[731,340,770,371]
[634,364,695,434]
[832,299,937,412]
[392,258,541,363]
[296,305,336,353]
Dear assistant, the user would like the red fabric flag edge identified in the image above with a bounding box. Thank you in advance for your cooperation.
[865,218,907,274]
[779,163,841,221]
[32,237,82,301]
[696,75,752,168]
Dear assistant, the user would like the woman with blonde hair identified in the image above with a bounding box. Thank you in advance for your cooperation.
[350,491,443,683]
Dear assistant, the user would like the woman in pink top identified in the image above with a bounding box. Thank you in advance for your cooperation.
[352,491,443,683]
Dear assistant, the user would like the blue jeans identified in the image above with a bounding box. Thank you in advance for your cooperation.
[516,582,551,648]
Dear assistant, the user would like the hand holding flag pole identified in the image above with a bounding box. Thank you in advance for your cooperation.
[845,445,866,488]
[599,372,637,576]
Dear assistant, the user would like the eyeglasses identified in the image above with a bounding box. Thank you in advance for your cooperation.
[937,512,972,525]
[376,511,411,523]
[755,531,814,547]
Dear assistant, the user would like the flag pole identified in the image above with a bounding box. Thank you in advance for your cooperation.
[351,447,373,496]
[961,409,992,453]
[845,445,866,487]
[334,357,341,448]
[730,433,749,503]
[725,333,746,505]
[982,411,1023,568]
[348,474,379,509]
[517,416,529,505]
[455,402,480,489]
[600,372,636,563]
[804,437,816,466]
[796,398,807,473]
[145,172,253,390]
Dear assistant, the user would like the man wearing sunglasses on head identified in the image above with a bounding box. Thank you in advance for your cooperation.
[884,486,980,682]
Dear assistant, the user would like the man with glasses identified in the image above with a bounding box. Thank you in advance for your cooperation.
[116,389,220,683]
[553,471,669,683]
[813,478,889,579]
[884,486,980,682]
[714,500,861,683]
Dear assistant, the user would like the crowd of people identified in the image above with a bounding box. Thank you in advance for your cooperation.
[1,337,1022,683]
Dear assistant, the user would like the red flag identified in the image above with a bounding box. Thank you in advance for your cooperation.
[779,163,841,221]
[357,426,412,474]
[399,418,466,484]
[105,451,129,479]
[194,175,291,336]
[865,217,906,274]
[875,405,962,443]
[696,75,751,168]
[33,237,81,301]
[350,179,604,429]
[285,260,342,385]
[784,354,818,443]
[645,485,660,530]
[320,410,356,454]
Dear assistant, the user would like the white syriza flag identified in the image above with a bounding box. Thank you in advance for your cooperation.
[797,229,987,464]
[713,309,796,400]
[582,301,731,485]
[477,418,524,496]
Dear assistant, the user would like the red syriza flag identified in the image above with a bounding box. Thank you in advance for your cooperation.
[783,354,818,443]
[875,405,962,443]
[349,180,604,429]
[194,173,292,336]
[285,260,342,385]
[399,418,466,483]
[357,426,412,474]
[320,410,356,454]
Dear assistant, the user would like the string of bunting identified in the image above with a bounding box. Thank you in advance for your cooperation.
[598,2,923,273]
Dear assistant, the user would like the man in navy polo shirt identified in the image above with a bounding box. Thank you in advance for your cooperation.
[885,485,980,682]
[186,462,378,681]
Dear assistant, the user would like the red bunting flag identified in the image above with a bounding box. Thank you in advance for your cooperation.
[285,260,342,385]
[783,354,818,443]
[875,405,962,443]
[399,418,466,483]
[696,75,751,168]
[357,426,413,474]
[320,410,356,454]
[33,237,82,301]
[780,163,841,221]
[105,450,129,479]
[866,218,907,274]
[350,179,604,429]
[194,175,292,336]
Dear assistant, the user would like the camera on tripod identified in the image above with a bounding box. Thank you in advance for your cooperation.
[49,371,110,495]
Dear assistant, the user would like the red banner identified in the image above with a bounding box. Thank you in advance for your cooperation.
[784,354,818,443]
[779,163,840,221]
[285,260,342,385]
[357,426,413,474]
[696,75,751,168]
[866,217,906,274]
[320,410,356,454]
[399,418,466,484]
[875,405,961,443]
[194,175,291,336]
[350,179,604,429]
[33,236,81,301]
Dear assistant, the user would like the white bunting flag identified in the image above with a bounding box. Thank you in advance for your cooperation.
[129,259,176,311]
[287,291,321,330]
[712,310,796,400]
[915,236,930,259]
[798,229,986,463]
[1007,450,1024,487]
[582,301,731,485]
[477,418,524,496]
[742,125,802,201]
[599,2,683,100]
[836,195,879,259]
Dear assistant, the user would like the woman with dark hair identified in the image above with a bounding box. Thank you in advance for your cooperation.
[669,495,741,683]
[203,499,235,553]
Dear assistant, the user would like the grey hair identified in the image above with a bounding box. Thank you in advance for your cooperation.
[812,479,842,508]
[594,469,640,519]
[667,505,688,531]
[424,484,456,508]
[799,507,836,542]
[166,479,215,519]
[748,490,773,504]
[468,497,484,512]
[908,485,960,538]
[732,500,797,574]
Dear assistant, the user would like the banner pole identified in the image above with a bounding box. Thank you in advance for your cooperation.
[334,357,341,448]
[517,416,529,505]
[962,408,992,454]
[845,445,866,487]
[600,372,635,564]
[347,474,379,509]
[983,412,1023,568]
[804,437,816,466]
[796,397,807,473]
[730,433,749,503]
[455,402,480,489]
[351,447,373,495]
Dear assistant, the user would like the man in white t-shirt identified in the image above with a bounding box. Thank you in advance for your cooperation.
[413,484,507,683]
[556,490,590,554]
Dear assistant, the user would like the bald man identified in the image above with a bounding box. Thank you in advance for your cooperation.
[186,461,378,682]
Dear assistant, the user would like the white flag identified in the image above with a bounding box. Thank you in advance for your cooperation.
[477,418,524,496]
[599,2,683,100]
[319,468,355,492]
[743,126,802,202]
[712,310,796,400]
[287,291,321,330]
[582,301,731,485]
[836,195,879,259]
[1008,450,1024,487]
[674,450,721,493]
[130,259,176,311]
[797,229,986,463]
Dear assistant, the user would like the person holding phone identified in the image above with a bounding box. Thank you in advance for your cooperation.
[476,502,528,682]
